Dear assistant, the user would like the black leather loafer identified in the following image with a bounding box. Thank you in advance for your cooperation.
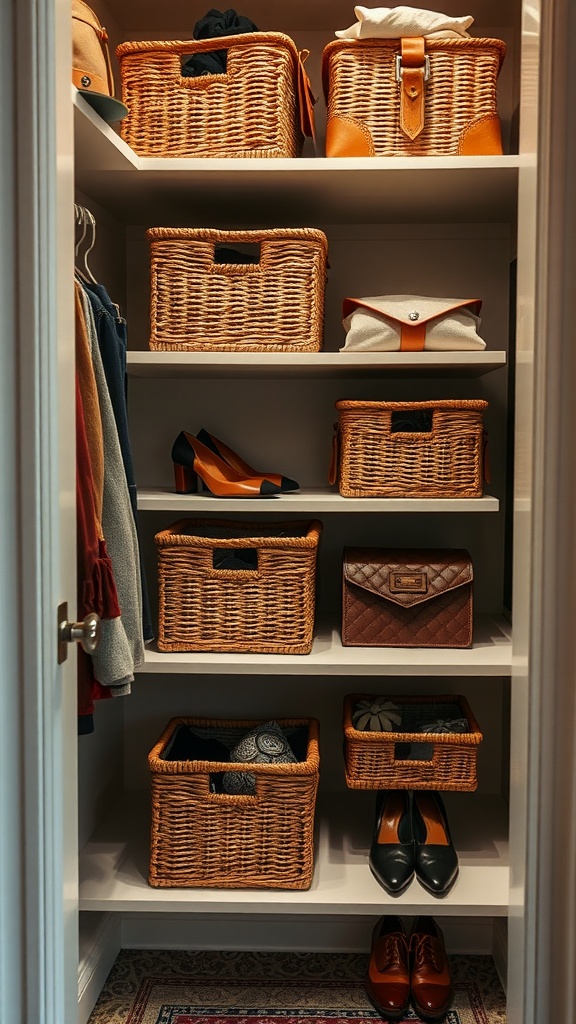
[369,790,415,896]
[412,791,459,897]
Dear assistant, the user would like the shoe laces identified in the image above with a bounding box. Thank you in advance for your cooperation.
[379,932,408,971]
[410,933,442,973]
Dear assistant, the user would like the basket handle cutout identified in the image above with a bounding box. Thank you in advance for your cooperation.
[390,409,433,433]
[213,548,258,571]
[214,242,261,266]
[394,741,437,763]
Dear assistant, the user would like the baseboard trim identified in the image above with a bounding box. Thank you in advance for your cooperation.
[78,912,121,1024]
[120,913,496,955]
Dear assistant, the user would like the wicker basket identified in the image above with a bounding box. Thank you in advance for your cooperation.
[148,227,328,352]
[149,717,320,889]
[334,399,488,498]
[344,694,482,791]
[156,519,322,654]
[117,33,305,158]
[322,37,506,157]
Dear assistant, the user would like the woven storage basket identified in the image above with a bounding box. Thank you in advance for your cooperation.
[322,37,506,156]
[116,33,305,158]
[334,399,488,498]
[149,717,320,889]
[156,519,322,654]
[148,227,328,352]
[344,694,482,791]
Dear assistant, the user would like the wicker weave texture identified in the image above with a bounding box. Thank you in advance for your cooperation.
[149,717,320,889]
[148,228,328,352]
[336,400,487,498]
[323,38,506,156]
[156,519,322,654]
[117,33,302,158]
[344,694,482,791]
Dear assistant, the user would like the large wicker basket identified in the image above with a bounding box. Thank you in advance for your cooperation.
[148,227,328,352]
[344,694,482,791]
[116,33,305,158]
[334,399,488,498]
[149,717,320,889]
[156,519,322,654]
[322,37,506,157]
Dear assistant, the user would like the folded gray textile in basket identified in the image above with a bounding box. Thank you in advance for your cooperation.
[222,721,298,795]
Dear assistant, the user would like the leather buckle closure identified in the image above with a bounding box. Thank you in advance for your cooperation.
[395,53,430,83]
[389,571,428,594]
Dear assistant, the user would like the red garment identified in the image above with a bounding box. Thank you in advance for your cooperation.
[76,375,120,721]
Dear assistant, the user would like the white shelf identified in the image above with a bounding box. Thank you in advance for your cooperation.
[78,791,509,916]
[126,350,507,380]
[137,487,499,513]
[74,94,519,225]
[139,616,512,676]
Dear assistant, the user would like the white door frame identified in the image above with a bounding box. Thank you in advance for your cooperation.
[0,0,77,1022]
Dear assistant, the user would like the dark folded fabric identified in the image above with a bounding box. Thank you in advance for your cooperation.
[182,8,259,77]
[162,724,231,763]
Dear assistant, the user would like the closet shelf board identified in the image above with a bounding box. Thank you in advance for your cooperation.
[138,616,512,676]
[137,488,500,513]
[126,351,507,379]
[74,98,519,225]
[78,791,509,916]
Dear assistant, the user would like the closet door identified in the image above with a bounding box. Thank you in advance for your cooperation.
[1,1,82,1022]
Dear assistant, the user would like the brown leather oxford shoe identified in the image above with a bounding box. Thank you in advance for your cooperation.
[409,916,453,1021]
[365,915,410,1021]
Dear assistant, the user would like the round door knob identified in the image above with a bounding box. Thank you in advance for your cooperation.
[59,612,101,655]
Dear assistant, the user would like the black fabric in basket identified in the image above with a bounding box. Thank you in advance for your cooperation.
[161,722,309,795]
[394,702,467,762]
[161,723,309,762]
[181,9,259,78]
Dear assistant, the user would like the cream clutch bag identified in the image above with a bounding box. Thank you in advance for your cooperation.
[340,295,486,351]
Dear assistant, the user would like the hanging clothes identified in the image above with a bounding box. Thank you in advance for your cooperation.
[77,281,145,681]
[82,280,154,642]
[76,374,116,733]
[75,289,132,731]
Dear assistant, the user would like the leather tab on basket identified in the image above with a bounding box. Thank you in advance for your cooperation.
[297,49,317,141]
[400,322,426,351]
[328,424,339,486]
[458,113,503,155]
[325,116,375,157]
[399,37,426,141]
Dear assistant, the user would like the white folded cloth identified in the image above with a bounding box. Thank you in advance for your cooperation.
[335,6,474,40]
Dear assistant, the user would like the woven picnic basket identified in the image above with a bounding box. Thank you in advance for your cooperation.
[333,399,488,498]
[116,33,306,158]
[343,693,482,791]
[149,716,320,888]
[156,519,322,654]
[322,37,506,156]
[148,227,328,352]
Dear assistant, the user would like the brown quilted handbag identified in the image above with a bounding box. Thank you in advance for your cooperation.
[342,548,473,648]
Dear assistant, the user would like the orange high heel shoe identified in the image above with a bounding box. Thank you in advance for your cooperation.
[171,431,282,497]
[196,428,299,492]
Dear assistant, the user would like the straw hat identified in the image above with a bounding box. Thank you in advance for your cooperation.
[72,0,127,122]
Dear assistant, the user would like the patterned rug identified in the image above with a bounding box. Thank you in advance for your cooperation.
[88,951,506,1024]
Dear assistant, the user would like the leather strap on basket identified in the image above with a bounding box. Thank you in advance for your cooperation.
[399,37,426,141]
[297,49,317,142]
